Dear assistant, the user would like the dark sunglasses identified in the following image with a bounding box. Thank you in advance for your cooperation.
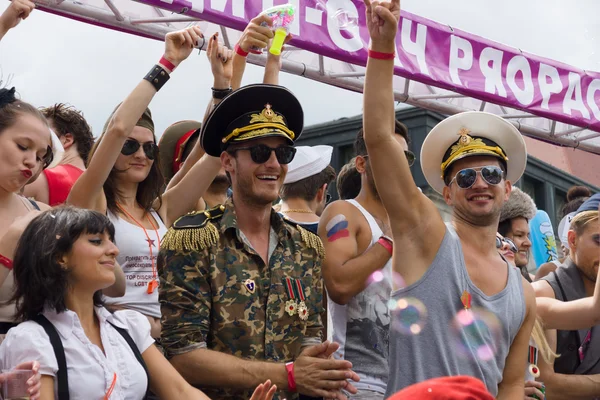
[363,151,416,167]
[448,166,504,189]
[496,236,518,254]
[326,193,332,203]
[229,144,296,165]
[121,140,159,160]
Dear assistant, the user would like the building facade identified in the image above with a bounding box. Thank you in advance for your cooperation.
[298,108,599,230]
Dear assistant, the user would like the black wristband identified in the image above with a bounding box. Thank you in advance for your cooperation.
[144,65,170,92]
[211,87,232,99]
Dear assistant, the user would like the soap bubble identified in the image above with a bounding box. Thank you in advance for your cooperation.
[391,297,428,335]
[368,270,385,284]
[391,271,406,289]
[450,307,502,361]
[332,8,359,30]
[313,1,359,30]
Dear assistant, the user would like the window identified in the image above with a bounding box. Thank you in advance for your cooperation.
[555,188,567,220]
[521,175,545,212]
[338,144,355,170]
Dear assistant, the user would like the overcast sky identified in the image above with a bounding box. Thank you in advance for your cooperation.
[0,0,598,137]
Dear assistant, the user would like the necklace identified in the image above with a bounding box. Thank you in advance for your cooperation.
[281,209,314,214]
[116,203,161,294]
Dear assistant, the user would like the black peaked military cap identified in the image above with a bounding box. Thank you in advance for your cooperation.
[200,84,304,157]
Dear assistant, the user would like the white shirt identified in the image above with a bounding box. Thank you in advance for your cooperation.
[105,210,168,318]
[0,307,154,400]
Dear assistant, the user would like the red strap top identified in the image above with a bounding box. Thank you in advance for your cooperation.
[43,164,84,206]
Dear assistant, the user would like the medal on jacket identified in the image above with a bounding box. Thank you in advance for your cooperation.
[461,290,472,310]
[244,279,256,294]
[284,277,298,316]
[295,279,309,321]
[528,345,540,378]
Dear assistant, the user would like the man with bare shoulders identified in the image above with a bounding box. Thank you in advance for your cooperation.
[318,121,412,399]
[361,0,535,398]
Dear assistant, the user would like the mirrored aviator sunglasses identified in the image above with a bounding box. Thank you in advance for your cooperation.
[450,165,504,189]
[496,236,518,253]
[121,140,159,160]
[232,144,296,165]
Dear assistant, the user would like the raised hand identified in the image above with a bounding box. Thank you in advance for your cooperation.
[237,14,274,53]
[249,379,277,400]
[363,0,400,52]
[206,32,233,88]
[0,0,35,36]
[164,26,203,69]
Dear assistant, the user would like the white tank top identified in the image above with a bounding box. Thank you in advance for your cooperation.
[327,199,393,394]
[104,209,167,318]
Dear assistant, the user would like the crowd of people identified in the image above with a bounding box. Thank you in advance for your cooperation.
[0,0,598,399]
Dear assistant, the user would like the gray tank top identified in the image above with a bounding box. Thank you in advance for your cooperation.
[542,259,600,375]
[384,225,525,398]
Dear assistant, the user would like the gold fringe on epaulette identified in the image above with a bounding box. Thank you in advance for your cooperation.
[160,222,219,251]
[297,225,325,258]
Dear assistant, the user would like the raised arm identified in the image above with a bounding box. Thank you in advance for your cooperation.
[67,27,202,213]
[263,34,291,85]
[362,0,444,283]
[0,0,34,41]
[164,32,232,193]
[159,154,222,227]
[231,14,274,89]
[318,201,392,305]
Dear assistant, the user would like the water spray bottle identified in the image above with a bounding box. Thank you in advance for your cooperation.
[261,4,296,55]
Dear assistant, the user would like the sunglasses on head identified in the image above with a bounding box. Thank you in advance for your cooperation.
[448,166,504,189]
[229,144,296,165]
[121,139,159,160]
[363,150,416,167]
[496,235,518,254]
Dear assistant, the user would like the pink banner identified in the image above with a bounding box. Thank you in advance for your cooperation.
[136,0,600,132]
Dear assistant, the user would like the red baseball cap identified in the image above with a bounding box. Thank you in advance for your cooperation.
[388,376,494,400]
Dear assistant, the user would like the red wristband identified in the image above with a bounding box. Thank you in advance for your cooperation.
[368,49,395,60]
[159,56,176,72]
[0,254,13,270]
[285,362,297,392]
[234,44,249,57]
[377,236,393,256]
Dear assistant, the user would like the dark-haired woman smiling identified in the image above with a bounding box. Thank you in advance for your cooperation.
[68,27,222,338]
[0,207,277,400]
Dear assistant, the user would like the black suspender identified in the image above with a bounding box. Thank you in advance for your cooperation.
[107,321,151,398]
[32,315,70,400]
[32,315,150,399]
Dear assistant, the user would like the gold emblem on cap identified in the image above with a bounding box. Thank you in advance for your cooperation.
[458,128,472,145]
[450,129,486,155]
[249,104,285,125]
[440,127,508,177]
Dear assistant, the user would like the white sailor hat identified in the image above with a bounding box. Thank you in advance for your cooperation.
[284,145,333,184]
[421,111,527,194]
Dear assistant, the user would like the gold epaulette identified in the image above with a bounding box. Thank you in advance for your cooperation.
[161,204,225,251]
[283,221,325,258]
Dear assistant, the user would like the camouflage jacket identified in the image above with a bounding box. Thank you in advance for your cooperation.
[158,199,325,400]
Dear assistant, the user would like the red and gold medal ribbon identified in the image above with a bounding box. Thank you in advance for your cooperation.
[460,290,472,310]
